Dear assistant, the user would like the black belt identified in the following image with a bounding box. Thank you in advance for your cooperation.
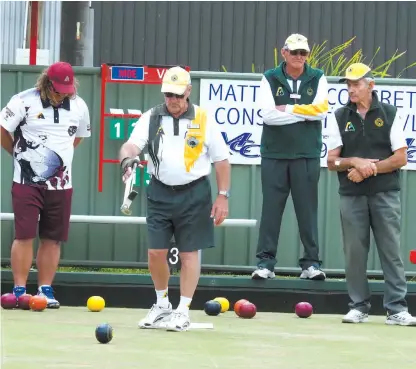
[151,176,206,191]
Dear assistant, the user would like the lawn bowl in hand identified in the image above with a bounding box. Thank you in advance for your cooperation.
[204,300,222,316]
[95,323,113,344]
[295,302,313,318]
[1,293,17,309]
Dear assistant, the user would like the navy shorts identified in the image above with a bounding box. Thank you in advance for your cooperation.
[146,176,214,252]
[11,182,73,242]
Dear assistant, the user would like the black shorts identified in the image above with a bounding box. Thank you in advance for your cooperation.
[146,176,214,252]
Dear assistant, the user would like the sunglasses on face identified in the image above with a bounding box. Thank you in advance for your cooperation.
[289,50,308,56]
[164,92,186,99]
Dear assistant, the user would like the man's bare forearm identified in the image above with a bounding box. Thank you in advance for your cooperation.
[1,126,14,155]
[119,142,141,163]
[375,150,407,174]
[214,159,231,192]
[327,156,357,172]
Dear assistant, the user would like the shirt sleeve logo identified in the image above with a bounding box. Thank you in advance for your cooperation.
[4,107,15,120]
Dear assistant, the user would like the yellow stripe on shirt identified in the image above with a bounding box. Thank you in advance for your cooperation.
[184,107,207,172]
[292,99,329,117]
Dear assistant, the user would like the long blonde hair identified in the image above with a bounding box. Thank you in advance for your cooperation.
[35,68,79,100]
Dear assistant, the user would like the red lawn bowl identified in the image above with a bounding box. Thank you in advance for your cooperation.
[234,299,249,315]
[410,250,416,264]
[18,294,32,310]
[295,302,313,318]
[238,302,257,319]
[1,293,17,309]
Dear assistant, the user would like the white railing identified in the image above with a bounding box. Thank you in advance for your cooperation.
[0,213,257,227]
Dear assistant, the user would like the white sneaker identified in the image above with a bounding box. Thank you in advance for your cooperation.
[386,311,416,326]
[342,309,369,323]
[138,303,173,329]
[300,266,326,280]
[251,268,275,279]
[38,286,60,308]
[165,311,191,332]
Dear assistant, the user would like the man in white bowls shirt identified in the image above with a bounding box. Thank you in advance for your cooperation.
[119,66,230,332]
[1,62,91,308]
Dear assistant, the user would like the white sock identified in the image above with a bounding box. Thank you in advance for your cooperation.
[155,289,170,308]
[176,296,192,314]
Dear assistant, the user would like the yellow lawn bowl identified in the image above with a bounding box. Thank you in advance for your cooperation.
[213,297,230,313]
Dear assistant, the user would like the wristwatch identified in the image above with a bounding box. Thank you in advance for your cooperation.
[218,190,230,199]
[335,159,341,167]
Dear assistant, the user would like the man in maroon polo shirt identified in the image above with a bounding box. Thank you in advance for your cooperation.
[0,62,91,308]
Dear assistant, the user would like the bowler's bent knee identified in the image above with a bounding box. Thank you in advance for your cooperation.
[148,249,169,261]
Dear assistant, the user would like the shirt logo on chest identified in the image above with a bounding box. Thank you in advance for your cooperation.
[276,87,284,96]
[186,136,199,148]
[374,118,384,127]
[68,126,78,136]
[345,121,355,132]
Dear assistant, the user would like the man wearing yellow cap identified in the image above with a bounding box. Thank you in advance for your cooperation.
[118,66,230,332]
[327,63,416,326]
[252,33,329,281]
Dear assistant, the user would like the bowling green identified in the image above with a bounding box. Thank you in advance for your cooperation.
[1,307,415,369]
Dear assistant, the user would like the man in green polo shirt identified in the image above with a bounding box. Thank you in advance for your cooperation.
[327,63,416,326]
[252,34,328,281]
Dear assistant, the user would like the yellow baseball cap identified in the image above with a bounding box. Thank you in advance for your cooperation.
[339,63,374,82]
[284,34,310,52]
[161,66,191,95]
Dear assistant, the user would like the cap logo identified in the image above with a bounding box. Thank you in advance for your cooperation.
[348,67,353,73]
[171,75,178,82]
[64,76,70,82]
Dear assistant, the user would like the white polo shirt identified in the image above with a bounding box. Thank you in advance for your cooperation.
[128,103,229,185]
[1,88,91,190]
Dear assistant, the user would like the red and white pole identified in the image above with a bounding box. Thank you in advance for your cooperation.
[29,1,39,65]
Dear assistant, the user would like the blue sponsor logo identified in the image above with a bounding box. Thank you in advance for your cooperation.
[406,138,416,163]
[221,132,260,158]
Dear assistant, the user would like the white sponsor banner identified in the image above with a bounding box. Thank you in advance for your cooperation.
[200,79,416,170]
